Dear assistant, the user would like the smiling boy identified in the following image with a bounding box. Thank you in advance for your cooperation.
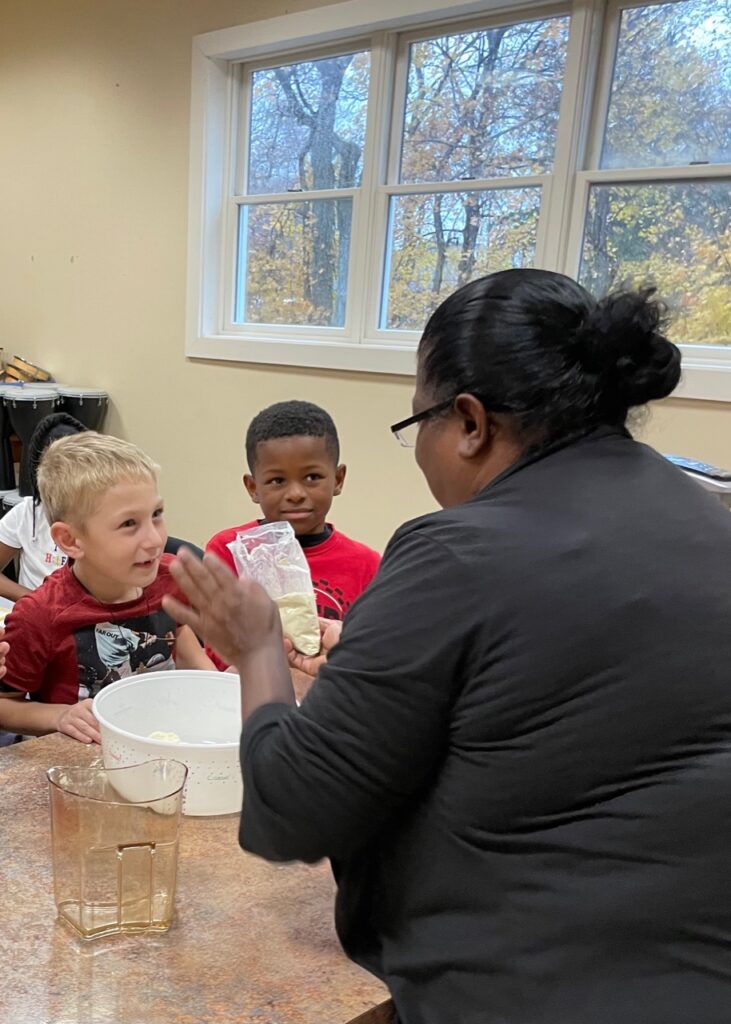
[0,433,212,743]
[205,401,381,672]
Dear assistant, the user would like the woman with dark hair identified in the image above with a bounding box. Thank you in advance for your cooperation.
[165,270,731,1024]
[0,412,87,600]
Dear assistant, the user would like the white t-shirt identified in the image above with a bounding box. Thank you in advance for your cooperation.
[0,497,67,589]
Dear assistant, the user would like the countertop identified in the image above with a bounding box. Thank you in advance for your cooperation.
[0,733,387,1024]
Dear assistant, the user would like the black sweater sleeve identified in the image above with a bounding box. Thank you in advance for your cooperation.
[238,523,477,863]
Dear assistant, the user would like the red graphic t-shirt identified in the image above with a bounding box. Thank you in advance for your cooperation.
[2,556,184,704]
[205,521,381,670]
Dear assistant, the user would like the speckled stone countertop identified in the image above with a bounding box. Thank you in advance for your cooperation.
[0,734,387,1024]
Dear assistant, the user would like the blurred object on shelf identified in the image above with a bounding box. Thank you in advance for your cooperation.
[2,355,52,384]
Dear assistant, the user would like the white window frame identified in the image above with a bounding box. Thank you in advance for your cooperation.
[564,0,731,402]
[186,0,731,400]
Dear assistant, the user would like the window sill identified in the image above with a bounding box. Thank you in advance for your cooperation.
[186,333,419,375]
[187,334,731,401]
[674,356,731,404]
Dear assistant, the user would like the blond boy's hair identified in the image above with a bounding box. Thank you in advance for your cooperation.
[38,432,160,526]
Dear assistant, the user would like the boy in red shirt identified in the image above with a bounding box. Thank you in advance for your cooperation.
[205,401,381,674]
[0,433,212,743]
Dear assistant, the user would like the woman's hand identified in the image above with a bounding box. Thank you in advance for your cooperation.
[284,618,343,681]
[57,699,101,744]
[163,549,283,668]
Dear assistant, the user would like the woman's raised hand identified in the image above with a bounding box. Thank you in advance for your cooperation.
[163,548,283,667]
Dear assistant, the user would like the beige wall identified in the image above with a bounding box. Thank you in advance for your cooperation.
[1,0,730,553]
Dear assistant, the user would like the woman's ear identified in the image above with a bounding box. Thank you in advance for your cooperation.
[51,521,84,559]
[453,394,495,458]
[243,473,260,505]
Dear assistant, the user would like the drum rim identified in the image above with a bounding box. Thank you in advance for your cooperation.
[3,389,57,402]
[57,386,108,397]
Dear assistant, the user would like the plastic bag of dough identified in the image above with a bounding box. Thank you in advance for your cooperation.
[227,521,320,656]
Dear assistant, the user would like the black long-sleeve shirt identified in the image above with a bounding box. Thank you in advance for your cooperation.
[239,429,731,1024]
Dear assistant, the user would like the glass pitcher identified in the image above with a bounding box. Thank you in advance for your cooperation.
[47,759,187,940]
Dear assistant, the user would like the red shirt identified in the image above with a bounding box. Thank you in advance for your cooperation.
[205,521,381,670]
[2,556,183,704]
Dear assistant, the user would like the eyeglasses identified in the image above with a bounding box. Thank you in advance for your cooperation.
[390,399,454,448]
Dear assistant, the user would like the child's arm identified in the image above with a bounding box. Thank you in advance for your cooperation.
[0,541,32,602]
[174,624,216,670]
[0,627,7,681]
[0,690,100,743]
[0,583,99,740]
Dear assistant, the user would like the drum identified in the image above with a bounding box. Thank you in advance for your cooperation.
[21,381,61,392]
[3,388,58,496]
[0,386,18,490]
[57,386,109,431]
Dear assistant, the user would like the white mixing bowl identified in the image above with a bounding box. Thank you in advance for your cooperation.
[93,671,242,816]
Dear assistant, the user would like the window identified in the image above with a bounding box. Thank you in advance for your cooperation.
[188,0,731,398]
[381,16,569,331]
[575,0,731,354]
[235,50,371,329]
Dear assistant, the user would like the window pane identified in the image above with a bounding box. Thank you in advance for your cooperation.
[247,52,370,194]
[381,187,540,331]
[578,181,731,345]
[399,17,569,185]
[235,200,351,327]
[602,1,731,169]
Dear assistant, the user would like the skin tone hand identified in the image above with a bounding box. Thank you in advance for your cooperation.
[284,618,342,681]
[163,549,296,721]
[56,698,101,744]
[0,691,101,743]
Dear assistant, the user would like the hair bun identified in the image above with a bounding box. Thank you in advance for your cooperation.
[573,287,681,408]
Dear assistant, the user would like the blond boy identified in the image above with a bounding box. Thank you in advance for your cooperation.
[0,433,212,743]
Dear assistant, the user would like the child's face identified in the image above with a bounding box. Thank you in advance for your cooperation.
[244,435,345,537]
[58,477,167,601]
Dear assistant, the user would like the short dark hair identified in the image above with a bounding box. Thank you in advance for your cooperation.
[29,411,88,503]
[418,269,681,447]
[245,400,340,470]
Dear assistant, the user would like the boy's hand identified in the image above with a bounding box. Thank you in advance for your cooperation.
[284,618,343,681]
[57,699,101,744]
[164,549,283,666]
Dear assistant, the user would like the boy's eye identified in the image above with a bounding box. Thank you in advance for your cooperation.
[120,519,136,529]
[305,474,323,482]
[266,477,284,486]
[153,507,164,519]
